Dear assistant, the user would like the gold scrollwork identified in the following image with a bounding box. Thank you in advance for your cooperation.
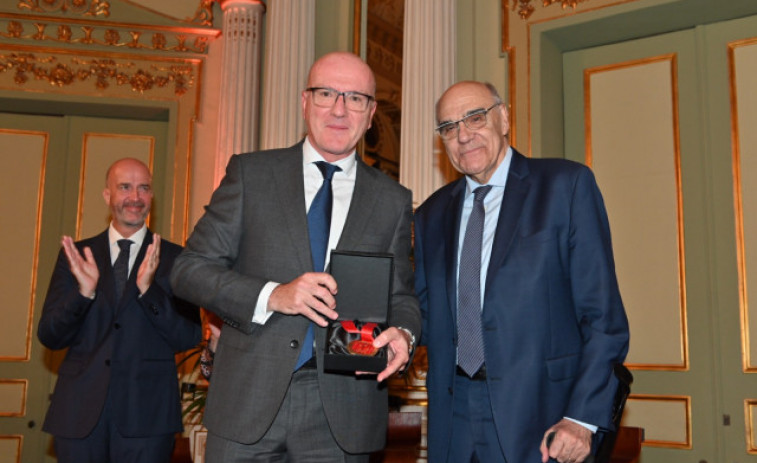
[0,52,194,96]
[7,21,24,38]
[0,20,209,53]
[511,0,592,19]
[17,0,110,17]
[190,0,215,27]
[57,24,72,41]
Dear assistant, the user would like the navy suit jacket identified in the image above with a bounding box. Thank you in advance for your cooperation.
[414,150,629,462]
[38,229,201,438]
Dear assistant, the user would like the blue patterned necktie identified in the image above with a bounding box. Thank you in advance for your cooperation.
[294,161,342,371]
[457,185,492,377]
[113,239,132,303]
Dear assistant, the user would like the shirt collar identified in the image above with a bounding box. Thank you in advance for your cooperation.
[302,138,357,177]
[108,223,147,249]
[464,146,512,193]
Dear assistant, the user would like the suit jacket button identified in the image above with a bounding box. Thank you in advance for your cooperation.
[290,340,299,349]
[114,323,121,329]
[150,304,159,314]
[105,359,111,366]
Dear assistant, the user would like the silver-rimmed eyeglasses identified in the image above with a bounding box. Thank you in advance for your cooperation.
[436,103,501,140]
[306,87,375,112]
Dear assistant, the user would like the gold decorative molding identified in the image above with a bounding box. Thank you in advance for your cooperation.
[190,0,214,27]
[17,0,110,18]
[510,0,592,20]
[0,436,22,462]
[746,399,757,453]
[627,394,692,449]
[0,51,195,95]
[729,37,757,373]
[584,54,689,371]
[0,16,214,54]
[0,380,28,417]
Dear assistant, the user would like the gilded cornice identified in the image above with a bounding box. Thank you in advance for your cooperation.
[511,0,592,19]
[1,5,219,55]
[18,0,110,17]
[0,47,197,96]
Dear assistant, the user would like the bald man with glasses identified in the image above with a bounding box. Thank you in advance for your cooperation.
[414,80,629,463]
[171,52,420,463]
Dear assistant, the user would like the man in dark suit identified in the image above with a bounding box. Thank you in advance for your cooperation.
[170,52,420,462]
[414,81,630,463]
[38,158,201,463]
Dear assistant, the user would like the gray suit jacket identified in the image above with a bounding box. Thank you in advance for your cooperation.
[170,142,420,453]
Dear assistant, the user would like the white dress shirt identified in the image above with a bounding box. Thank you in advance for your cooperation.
[252,138,357,324]
[108,223,147,276]
[455,147,595,433]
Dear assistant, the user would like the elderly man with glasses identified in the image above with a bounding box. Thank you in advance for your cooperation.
[414,80,629,463]
[170,52,420,462]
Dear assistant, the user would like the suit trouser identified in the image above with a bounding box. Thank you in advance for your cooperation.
[53,388,174,463]
[205,368,369,463]
[448,373,507,463]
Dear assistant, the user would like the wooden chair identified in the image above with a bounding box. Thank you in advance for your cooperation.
[608,426,644,463]
[170,435,193,463]
[370,411,423,463]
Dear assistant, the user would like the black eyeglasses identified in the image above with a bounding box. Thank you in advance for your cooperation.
[306,87,375,112]
[436,103,501,140]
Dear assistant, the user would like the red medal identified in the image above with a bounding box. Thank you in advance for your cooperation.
[342,321,379,356]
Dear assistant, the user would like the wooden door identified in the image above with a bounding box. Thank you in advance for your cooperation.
[562,14,757,463]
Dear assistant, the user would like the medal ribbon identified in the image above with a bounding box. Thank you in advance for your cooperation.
[341,320,378,343]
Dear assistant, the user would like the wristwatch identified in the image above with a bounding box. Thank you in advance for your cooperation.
[396,326,416,354]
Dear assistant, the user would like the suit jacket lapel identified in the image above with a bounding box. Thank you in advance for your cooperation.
[445,179,466,324]
[90,230,118,309]
[271,144,312,273]
[485,150,530,292]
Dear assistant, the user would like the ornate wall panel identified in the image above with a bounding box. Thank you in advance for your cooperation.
[0,129,46,361]
[746,399,757,453]
[730,39,757,372]
[585,56,687,370]
[0,436,22,463]
[624,394,691,448]
[0,381,26,417]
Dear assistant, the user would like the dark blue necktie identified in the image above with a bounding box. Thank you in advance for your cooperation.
[113,239,132,303]
[457,185,492,377]
[294,161,342,371]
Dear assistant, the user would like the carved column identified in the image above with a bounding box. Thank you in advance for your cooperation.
[215,0,266,186]
[259,0,315,150]
[399,0,457,206]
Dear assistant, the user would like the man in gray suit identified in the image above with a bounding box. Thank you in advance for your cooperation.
[170,52,420,462]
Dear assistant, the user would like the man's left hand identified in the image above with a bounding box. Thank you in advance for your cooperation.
[540,418,592,463]
[371,327,412,382]
[136,234,160,295]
